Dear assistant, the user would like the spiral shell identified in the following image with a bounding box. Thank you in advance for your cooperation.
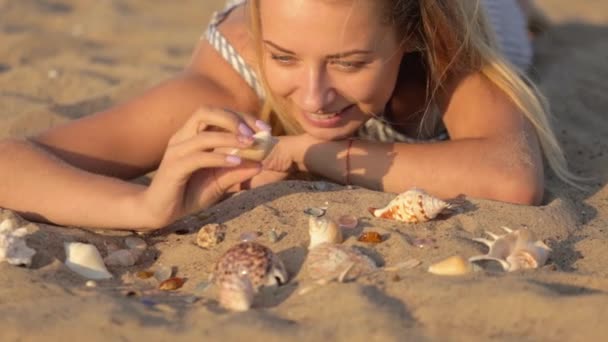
[368,188,452,223]
[308,215,343,249]
[212,242,288,311]
[469,226,551,271]
[305,243,377,282]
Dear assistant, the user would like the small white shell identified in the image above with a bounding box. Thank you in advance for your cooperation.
[64,242,113,280]
[196,223,226,249]
[305,243,377,282]
[308,215,343,249]
[469,227,551,271]
[428,255,479,276]
[212,242,288,311]
[368,188,452,223]
[0,218,36,267]
[104,248,142,267]
[229,131,278,162]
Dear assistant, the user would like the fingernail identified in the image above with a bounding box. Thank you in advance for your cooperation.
[255,120,272,132]
[238,123,254,137]
[237,135,254,145]
[226,155,242,165]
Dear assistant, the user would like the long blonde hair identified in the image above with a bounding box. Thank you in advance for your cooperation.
[247,0,583,187]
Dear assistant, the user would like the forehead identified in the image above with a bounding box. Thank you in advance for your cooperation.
[259,0,394,51]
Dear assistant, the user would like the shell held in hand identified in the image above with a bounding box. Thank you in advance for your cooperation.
[229,131,278,162]
[368,188,453,223]
[212,242,288,311]
[469,226,551,271]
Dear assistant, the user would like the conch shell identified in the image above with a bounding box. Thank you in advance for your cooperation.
[0,217,36,267]
[229,131,277,162]
[308,214,343,249]
[469,226,551,271]
[368,188,452,223]
[212,242,288,311]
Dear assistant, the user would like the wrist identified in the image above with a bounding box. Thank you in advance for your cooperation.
[121,185,165,231]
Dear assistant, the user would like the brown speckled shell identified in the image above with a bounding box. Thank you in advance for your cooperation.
[369,188,451,223]
[213,242,287,291]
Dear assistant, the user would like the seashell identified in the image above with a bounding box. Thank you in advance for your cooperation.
[428,255,478,276]
[154,265,174,282]
[268,228,279,243]
[229,131,278,162]
[412,237,437,249]
[196,223,226,249]
[469,226,551,272]
[212,242,288,311]
[305,243,377,282]
[136,270,154,279]
[357,231,383,244]
[0,218,36,267]
[125,237,147,250]
[159,277,186,291]
[64,242,113,280]
[368,188,452,223]
[338,214,358,229]
[308,215,343,249]
[303,207,326,218]
[85,280,97,288]
[104,248,142,267]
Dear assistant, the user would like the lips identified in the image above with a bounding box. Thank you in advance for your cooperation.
[302,104,355,128]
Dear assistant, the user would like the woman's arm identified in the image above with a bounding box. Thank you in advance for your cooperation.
[0,31,261,228]
[290,72,544,205]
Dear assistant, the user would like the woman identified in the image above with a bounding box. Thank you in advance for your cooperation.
[0,0,576,231]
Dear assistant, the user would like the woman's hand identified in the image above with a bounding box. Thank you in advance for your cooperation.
[137,107,268,229]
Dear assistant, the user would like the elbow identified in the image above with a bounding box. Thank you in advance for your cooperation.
[488,166,544,206]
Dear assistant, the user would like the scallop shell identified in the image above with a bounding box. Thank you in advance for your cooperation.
[305,243,377,282]
[64,242,113,280]
[469,226,551,271]
[428,255,479,276]
[368,188,452,223]
[308,215,343,249]
[196,223,226,249]
[212,242,288,311]
[229,131,278,162]
[0,218,36,267]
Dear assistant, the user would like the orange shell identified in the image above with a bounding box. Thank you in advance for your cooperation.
[159,277,186,291]
[357,231,383,244]
[136,270,154,279]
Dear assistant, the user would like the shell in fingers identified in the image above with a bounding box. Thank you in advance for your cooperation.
[229,131,278,162]
[368,188,453,223]
[212,242,288,311]
[305,243,377,282]
[469,226,551,271]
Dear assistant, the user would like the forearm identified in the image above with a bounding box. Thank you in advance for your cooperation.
[0,139,151,230]
[296,137,543,204]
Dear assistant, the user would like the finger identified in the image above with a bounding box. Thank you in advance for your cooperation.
[212,164,264,193]
[187,108,254,137]
[223,108,272,134]
[170,151,259,181]
[169,131,254,158]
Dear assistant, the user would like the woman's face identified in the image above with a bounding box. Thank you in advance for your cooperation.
[259,0,406,140]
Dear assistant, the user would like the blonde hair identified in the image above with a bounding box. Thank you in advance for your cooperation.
[247,0,583,188]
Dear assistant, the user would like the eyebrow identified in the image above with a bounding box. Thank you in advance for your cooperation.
[263,40,373,58]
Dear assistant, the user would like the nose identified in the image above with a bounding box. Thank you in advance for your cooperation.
[296,66,336,113]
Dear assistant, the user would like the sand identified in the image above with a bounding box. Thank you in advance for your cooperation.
[1,0,607,341]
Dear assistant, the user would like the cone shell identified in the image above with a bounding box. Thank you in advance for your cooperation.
[305,243,377,282]
[229,131,277,162]
[428,255,476,276]
[469,227,551,272]
[368,188,451,223]
[308,215,343,249]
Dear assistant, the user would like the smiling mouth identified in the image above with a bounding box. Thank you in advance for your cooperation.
[308,105,354,120]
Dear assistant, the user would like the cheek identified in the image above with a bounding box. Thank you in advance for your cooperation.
[339,67,400,113]
[264,63,295,96]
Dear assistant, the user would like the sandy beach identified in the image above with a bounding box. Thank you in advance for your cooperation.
[1,0,607,341]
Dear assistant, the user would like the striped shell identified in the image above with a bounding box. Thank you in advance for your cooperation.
[305,243,377,282]
[469,227,551,271]
[368,188,451,223]
[212,242,288,311]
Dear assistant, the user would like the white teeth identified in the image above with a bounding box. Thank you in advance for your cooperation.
[309,112,338,120]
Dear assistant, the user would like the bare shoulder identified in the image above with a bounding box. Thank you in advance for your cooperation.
[187,4,260,112]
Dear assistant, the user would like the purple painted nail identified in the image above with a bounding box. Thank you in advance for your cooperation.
[226,155,242,165]
[255,120,272,132]
[237,135,254,144]
[238,123,254,137]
